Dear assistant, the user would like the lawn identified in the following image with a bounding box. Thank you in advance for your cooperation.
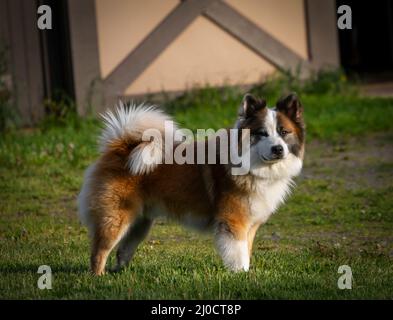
[0,84,393,299]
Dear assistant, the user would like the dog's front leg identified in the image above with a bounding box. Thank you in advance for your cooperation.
[215,222,250,272]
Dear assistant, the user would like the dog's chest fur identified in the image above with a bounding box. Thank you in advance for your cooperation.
[247,178,292,224]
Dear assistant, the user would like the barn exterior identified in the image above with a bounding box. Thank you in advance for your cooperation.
[0,0,343,125]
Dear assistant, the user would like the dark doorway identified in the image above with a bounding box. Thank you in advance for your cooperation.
[337,0,393,81]
[38,0,74,101]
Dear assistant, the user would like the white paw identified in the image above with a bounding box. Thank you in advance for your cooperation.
[216,235,250,272]
[226,256,249,272]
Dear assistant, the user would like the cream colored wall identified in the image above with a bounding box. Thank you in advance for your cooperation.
[95,0,178,78]
[226,0,308,59]
[95,0,308,95]
[126,16,274,95]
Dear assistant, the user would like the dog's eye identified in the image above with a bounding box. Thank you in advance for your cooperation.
[256,130,269,137]
[280,129,291,136]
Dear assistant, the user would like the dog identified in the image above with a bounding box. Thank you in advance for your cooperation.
[77,93,305,275]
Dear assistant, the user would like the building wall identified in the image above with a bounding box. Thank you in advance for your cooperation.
[0,0,45,126]
[95,0,308,96]
[0,0,339,123]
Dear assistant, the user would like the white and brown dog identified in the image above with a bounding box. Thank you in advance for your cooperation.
[78,93,305,275]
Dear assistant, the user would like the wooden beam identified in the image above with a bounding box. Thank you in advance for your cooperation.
[305,0,339,68]
[22,0,45,123]
[103,0,217,101]
[7,0,45,125]
[68,0,103,115]
[0,0,11,87]
[6,0,29,124]
[0,0,9,42]
[204,0,311,75]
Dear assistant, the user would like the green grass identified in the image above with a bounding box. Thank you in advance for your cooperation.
[1,86,393,299]
[167,88,393,141]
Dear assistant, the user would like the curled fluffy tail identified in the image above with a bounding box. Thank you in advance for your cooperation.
[99,101,176,175]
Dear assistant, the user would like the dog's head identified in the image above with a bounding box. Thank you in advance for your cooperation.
[236,93,305,179]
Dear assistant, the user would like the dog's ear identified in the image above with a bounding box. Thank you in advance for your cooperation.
[276,92,303,124]
[239,93,266,119]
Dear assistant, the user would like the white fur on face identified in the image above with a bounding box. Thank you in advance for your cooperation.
[248,108,304,177]
[251,153,303,180]
[255,109,289,163]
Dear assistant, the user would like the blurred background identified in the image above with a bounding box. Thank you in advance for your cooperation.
[1,0,393,126]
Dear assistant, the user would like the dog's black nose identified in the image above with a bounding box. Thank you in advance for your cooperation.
[271,145,284,156]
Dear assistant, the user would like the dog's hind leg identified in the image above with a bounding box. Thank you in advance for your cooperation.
[89,196,142,276]
[90,213,133,276]
[114,216,153,272]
